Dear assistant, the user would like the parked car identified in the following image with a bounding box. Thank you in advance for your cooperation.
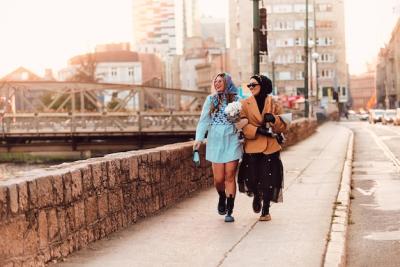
[369,109,385,124]
[382,109,397,124]
[394,108,400,125]
[358,111,369,121]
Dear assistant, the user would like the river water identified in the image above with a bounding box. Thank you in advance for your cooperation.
[0,163,51,180]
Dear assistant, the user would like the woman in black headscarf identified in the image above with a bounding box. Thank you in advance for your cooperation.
[238,74,287,221]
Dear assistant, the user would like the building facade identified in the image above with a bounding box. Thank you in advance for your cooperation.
[376,18,400,109]
[349,71,376,111]
[227,0,348,104]
[58,43,142,85]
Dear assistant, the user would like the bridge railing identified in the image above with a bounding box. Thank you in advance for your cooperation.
[0,111,201,136]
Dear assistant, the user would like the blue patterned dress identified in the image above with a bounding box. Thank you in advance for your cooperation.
[195,95,243,163]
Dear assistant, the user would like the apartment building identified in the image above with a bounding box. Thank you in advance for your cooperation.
[228,0,348,103]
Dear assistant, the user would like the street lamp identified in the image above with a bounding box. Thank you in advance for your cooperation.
[312,52,319,106]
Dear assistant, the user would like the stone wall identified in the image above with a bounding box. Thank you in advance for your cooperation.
[0,119,317,266]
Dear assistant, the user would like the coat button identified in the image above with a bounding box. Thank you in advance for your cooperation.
[268,159,271,162]
[269,173,272,175]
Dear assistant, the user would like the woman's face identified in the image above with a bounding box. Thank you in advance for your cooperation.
[248,78,261,96]
[214,76,225,93]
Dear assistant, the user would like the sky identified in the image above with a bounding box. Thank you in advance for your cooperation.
[0,0,398,77]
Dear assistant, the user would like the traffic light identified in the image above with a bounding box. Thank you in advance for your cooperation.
[259,8,268,53]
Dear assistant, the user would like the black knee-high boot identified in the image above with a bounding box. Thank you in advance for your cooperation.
[217,190,227,215]
[225,195,235,222]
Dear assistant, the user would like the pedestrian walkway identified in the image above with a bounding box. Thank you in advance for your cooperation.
[53,122,351,267]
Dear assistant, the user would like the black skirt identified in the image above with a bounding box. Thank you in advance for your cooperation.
[238,151,284,203]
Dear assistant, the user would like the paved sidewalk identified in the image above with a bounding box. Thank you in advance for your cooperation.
[53,122,351,267]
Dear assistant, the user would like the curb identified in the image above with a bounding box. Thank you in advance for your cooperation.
[323,130,354,267]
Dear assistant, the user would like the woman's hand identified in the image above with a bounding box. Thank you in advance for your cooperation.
[264,113,276,123]
[234,118,248,130]
[193,141,201,151]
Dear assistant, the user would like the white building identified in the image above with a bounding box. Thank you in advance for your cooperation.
[58,47,142,85]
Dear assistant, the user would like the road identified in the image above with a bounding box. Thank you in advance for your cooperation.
[343,121,400,267]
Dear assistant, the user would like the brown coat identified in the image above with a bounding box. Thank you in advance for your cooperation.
[240,95,286,154]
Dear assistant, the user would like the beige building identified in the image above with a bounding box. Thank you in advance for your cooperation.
[227,0,348,103]
[376,18,400,108]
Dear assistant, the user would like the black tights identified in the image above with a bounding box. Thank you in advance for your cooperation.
[262,188,271,214]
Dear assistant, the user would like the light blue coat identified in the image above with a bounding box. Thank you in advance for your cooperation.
[195,95,243,163]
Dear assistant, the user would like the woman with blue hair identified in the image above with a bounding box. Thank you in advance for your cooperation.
[193,73,243,222]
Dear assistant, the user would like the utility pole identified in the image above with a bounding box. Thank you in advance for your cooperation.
[304,0,309,118]
[253,0,260,74]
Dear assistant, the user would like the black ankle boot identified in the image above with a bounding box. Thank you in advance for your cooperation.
[259,199,271,221]
[217,190,227,215]
[225,195,235,222]
[252,193,261,213]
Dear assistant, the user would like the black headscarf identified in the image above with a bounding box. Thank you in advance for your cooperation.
[250,74,273,113]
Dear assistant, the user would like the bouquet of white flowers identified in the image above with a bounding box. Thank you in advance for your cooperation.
[224,101,245,143]
[224,101,242,123]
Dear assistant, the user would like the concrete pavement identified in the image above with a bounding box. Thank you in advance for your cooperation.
[53,122,352,267]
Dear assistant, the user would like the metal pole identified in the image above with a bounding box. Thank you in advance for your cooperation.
[253,0,260,75]
[313,0,319,107]
[272,61,276,94]
[304,0,309,118]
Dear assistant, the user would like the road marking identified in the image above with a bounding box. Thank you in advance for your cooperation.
[366,128,400,173]
[355,187,376,196]
[364,231,400,241]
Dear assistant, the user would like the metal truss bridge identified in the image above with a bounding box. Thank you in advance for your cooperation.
[0,81,208,152]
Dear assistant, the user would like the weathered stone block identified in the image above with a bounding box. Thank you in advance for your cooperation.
[38,210,48,249]
[37,176,53,208]
[0,186,7,220]
[62,173,72,204]
[74,201,85,229]
[81,166,93,193]
[71,170,83,200]
[0,217,26,258]
[51,175,63,205]
[91,163,102,190]
[85,196,98,225]
[18,182,29,212]
[97,192,108,219]
[8,184,18,214]
[57,209,67,239]
[107,160,121,188]
[108,189,123,213]
[48,209,58,242]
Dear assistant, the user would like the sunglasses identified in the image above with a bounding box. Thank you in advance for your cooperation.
[247,83,260,89]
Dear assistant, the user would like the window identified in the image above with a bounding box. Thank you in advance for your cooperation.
[317,37,334,46]
[274,21,293,31]
[316,20,334,29]
[294,20,304,30]
[320,53,335,63]
[294,4,314,13]
[273,4,293,13]
[278,71,292,80]
[276,38,294,47]
[295,37,303,46]
[128,67,134,76]
[318,4,333,12]
[296,53,305,63]
[296,71,305,80]
[111,68,117,77]
[320,69,335,79]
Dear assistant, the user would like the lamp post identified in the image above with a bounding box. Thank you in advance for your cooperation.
[304,0,309,118]
[253,0,260,74]
[312,52,320,107]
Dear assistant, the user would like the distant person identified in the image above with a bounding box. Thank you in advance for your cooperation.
[238,74,287,221]
[193,73,243,223]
